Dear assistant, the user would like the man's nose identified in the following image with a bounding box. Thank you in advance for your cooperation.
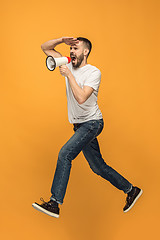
[70,48,74,54]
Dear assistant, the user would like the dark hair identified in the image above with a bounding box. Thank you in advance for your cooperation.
[77,37,92,58]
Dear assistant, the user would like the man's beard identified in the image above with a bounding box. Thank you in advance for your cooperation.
[71,53,84,68]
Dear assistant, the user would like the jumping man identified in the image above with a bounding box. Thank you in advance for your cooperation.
[32,37,143,218]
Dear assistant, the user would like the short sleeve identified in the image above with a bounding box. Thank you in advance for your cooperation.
[83,69,101,92]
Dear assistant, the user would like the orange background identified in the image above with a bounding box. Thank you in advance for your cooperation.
[1,0,160,239]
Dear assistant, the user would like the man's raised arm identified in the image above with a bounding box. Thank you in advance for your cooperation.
[41,37,79,58]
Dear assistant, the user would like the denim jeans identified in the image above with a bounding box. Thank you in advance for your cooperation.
[50,118,132,204]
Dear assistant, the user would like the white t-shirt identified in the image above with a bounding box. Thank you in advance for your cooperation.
[65,62,103,124]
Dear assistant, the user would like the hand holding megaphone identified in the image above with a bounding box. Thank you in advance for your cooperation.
[46,56,71,71]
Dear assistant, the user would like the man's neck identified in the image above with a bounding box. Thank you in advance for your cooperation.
[78,59,88,68]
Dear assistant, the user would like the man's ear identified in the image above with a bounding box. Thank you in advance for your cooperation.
[84,48,89,57]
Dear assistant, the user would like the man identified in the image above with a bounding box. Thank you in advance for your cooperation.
[32,37,143,218]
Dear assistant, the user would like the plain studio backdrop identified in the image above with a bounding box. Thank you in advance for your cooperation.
[1,0,160,239]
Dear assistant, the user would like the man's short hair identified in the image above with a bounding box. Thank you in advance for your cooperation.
[77,37,92,58]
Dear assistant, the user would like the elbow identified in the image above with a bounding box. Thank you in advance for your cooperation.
[78,98,86,105]
[41,44,44,50]
[41,44,46,51]
[78,101,84,105]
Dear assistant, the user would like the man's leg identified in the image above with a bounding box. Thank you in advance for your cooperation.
[50,120,104,204]
[82,137,143,212]
[32,120,103,217]
[82,137,132,193]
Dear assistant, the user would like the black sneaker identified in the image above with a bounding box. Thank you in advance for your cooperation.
[32,198,60,218]
[123,186,143,213]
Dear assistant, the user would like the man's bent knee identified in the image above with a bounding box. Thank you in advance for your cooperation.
[58,145,73,163]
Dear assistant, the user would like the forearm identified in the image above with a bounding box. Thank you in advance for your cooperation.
[41,38,63,50]
[59,65,93,104]
[67,73,86,104]
[41,37,78,57]
[41,37,63,57]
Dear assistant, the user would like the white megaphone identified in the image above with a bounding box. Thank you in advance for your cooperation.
[46,56,71,71]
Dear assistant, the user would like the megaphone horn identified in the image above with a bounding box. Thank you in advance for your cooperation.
[46,56,71,71]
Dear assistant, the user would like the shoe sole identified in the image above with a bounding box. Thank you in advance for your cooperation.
[123,189,143,213]
[32,203,59,218]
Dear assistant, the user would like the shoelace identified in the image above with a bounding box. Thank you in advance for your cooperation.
[40,197,58,207]
[40,197,48,206]
[126,194,133,204]
[40,197,51,206]
[40,197,46,203]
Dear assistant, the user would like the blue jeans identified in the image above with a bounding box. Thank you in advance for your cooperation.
[50,118,132,204]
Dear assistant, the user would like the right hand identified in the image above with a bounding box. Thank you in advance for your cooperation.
[62,37,79,46]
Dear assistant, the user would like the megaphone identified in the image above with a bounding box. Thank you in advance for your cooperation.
[46,56,71,71]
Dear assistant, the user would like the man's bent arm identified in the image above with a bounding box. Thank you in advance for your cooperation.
[59,66,94,104]
[67,73,94,104]
[41,38,63,58]
[41,37,79,58]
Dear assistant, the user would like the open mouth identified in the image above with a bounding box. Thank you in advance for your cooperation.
[71,56,76,62]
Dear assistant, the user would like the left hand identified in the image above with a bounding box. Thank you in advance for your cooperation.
[59,65,71,77]
[62,37,79,46]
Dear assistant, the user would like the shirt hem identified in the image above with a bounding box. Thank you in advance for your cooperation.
[69,115,103,124]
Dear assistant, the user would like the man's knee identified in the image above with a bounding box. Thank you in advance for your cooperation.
[58,146,66,160]
[58,145,72,162]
